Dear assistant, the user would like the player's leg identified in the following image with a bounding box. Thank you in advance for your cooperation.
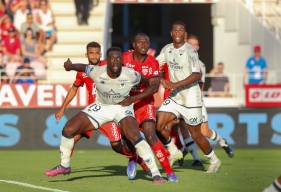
[45,111,94,176]
[156,99,183,166]
[119,116,165,184]
[178,120,203,167]
[142,120,177,182]
[200,105,234,157]
[100,122,149,177]
[263,176,281,192]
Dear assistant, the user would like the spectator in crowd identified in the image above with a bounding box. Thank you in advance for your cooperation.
[5,0,22,21]
[21,27,41,61]
[0,0,5,16]
[20,12,45,52]
[0,65,9,83]
[245,45,267,85]
[208,62,231,97]
[13,57,36,84]
[36,0,57,51]
[74,0,92,25]
[13,0,29,30]
[2,27,21,61]
[1,15,16,40]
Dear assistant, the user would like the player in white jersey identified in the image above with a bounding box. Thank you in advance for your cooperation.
[45,47,165,184]
[156,21,221,173]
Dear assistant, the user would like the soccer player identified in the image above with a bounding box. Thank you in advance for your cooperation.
[55,42,122,156]
[54,42,147,170]
[45,47,165,184]
[156,21,221,173]
[122,33,177,182]
[186,34,233,158]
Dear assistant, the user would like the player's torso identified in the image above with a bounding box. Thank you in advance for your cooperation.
[91,66,139,105]
[164,43,202,107]
[77,72,96,103]
[123,51,159,103]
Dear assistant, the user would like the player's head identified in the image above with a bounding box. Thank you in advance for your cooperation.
[187,34,200,51]
[86,41,101,65]
[171,21,187,45]
[132,33,150,55]
[106,47,122,78]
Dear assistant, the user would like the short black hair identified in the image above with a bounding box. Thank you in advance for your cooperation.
[171,21,186,31]
[187,34,199,42]
[86,41,101,51]
[106,47,122,57]
[133,33,150,42]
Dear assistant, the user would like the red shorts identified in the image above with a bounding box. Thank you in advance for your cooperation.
[134,102,156,130]
[82,122,121,142]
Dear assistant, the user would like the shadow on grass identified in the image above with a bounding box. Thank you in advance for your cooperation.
[172,159,207,172]
[48,165,151,182]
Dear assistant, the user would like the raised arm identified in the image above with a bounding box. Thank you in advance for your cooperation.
[64,58,87,72]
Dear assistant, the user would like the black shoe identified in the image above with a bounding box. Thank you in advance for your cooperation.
[222,145,234,158]
[191,160,203,167]
[177,148,188,167]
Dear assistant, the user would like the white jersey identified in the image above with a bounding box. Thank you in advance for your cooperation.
[199,60,206,83]
[85,65,141,105]
[157,43,202,107]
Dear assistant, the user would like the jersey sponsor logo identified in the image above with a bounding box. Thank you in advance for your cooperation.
[169,61,183,70]
[142,68,148,75]
[101,89,122,99]
[125,110,133,116]
[124,62,135,68]
[189,117,198,124]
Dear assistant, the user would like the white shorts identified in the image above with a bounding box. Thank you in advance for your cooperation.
[82,102,135,129]
[202,102,208,123]
[158,97,203,126]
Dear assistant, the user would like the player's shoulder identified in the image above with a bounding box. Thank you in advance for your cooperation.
[146,55,159,65]
[122,66,140,77]
[122,50,133,59]
[161,43,174,52]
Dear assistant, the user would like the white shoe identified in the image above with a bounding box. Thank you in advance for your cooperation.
[206,159,221,173]
[169,150,183,166]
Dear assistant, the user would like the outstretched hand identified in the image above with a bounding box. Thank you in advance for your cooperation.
[64,58,72,71]
[118,96,135,106]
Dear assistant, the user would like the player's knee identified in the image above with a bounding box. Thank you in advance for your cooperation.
[190,128,202,141]
[110,141,122,154]
[62,122,76,138]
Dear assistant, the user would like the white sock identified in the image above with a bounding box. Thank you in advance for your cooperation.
[165,138,180,156]
[134,140,161,177]
[210,130,227,147]
[184,137,201,161]
[205,150,220,164]
[60,135,74,168]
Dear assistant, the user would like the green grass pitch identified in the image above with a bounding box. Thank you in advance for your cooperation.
[0,149,280,192]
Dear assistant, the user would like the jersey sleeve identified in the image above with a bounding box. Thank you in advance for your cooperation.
[156,46,167,67]
[149,58,160,78]
[85,65,95,78]
[189,49,201,73]
[199,60,206,83]
[73,72,84,87]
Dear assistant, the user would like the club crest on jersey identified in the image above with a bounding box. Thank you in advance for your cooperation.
[125,110,133,116]
[142,68,148,75]
[120,83,125,88]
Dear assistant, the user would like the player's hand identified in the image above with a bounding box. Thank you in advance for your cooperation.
[64,58,72,71]
[161,79,176,90]
[55,109,64,121]
[118,96,135,106]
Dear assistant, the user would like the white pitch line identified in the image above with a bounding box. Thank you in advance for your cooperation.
[0,179,71,192]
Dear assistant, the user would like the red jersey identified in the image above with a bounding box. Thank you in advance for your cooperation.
[161,63,171,100]
[73,61,106,104]
[122,51,160,104]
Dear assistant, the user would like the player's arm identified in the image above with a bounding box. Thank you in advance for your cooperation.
[55,85,79,121]
[133,76,160,102]
[64,58,87,72]
[167,72,201,90]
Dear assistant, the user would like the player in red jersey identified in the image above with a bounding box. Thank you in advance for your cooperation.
[121,33,177,182]
[54,42,148,169]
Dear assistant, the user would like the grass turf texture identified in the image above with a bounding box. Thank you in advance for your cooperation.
[0,149,280,192]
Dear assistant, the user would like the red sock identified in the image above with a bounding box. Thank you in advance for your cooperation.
[151,140,173,174]
[171,128,183,150]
